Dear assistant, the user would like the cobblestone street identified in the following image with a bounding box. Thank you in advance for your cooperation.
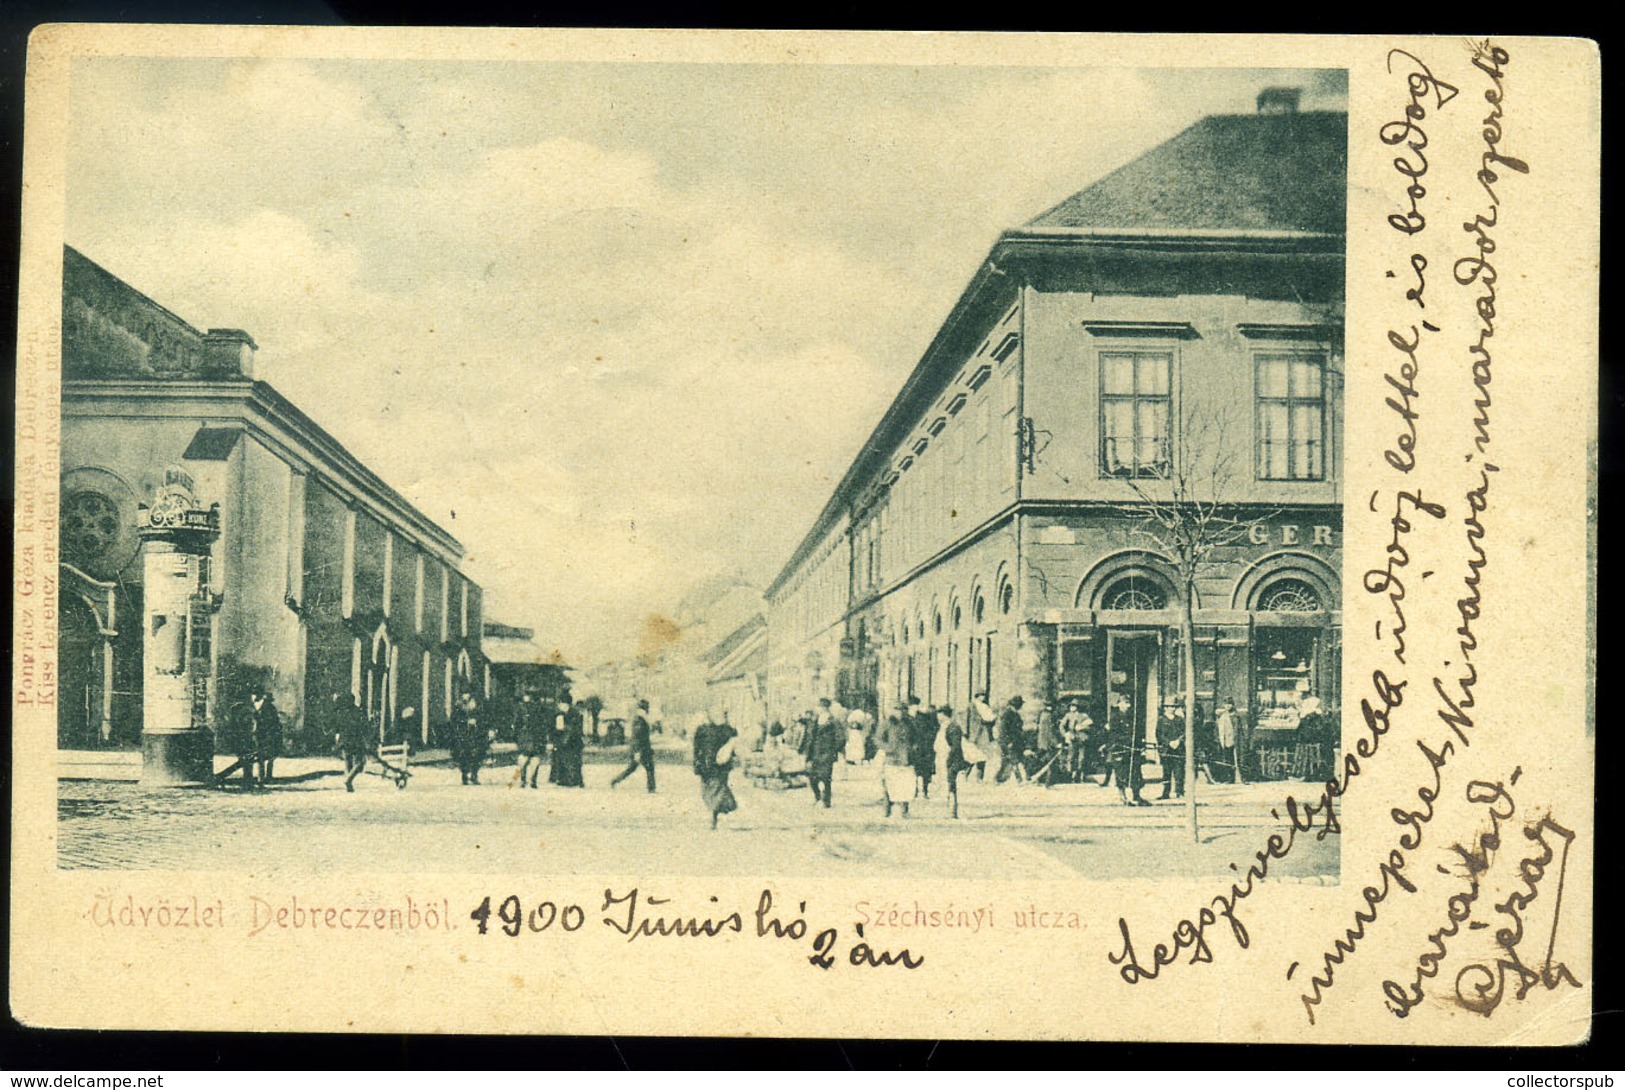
[57,751,1339,880]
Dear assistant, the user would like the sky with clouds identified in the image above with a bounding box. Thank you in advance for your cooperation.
[64,55,1346,666]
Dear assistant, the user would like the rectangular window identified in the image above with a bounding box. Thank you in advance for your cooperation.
[439,564,449,643]
[382,533,394,618]
[1256,352,1326,480]
[340,508,357,618]
[414,553,425,634]
[1058,637,1093,696]
[421,650,432,743]
[1100,351,1172,477]
[285,471,306,605]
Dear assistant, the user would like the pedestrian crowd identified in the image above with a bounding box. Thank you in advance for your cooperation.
[736,687,1290,821]
[209,674,1330,833]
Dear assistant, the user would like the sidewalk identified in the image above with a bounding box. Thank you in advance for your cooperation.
[58,747,1337,835]
[55,740,690,782]
[56,746,465,783]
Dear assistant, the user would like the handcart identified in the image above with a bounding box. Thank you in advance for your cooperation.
[363,739,413,789]
[743,747,809,791]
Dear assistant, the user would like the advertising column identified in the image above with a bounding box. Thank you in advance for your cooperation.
[136,466,221,785]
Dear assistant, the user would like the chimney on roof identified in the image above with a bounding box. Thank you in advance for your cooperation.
[1256,87,1302,116]
[203,328,258,378]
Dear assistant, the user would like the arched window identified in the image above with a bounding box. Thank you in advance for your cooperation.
[1259,578,1323,612]
[973,595,986,625]
[1102,577,1168,611]
[62,491,121,568]
[933,611,943,635]
[1000,582,1014,615]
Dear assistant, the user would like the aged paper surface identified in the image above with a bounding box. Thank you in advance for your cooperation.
[11,28,1597,1042]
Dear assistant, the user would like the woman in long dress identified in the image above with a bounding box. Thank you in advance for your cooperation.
[845,709,869,766]
[879,706,915,819]
[693,717,739,830]
[550,698,586,788]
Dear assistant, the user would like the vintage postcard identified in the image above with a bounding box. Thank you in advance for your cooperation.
[10,28,1597,1042]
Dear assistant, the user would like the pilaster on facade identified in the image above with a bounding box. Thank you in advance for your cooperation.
[56,245,489,754]
[765,102,1347,748]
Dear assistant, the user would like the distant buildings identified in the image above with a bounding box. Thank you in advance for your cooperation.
[58,246,489,756]
[482,621,573,731]
[581,576,764,730]
[765,94,1346,761]
[702,612,768,734]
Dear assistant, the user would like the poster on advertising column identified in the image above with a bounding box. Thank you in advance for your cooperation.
[9,27,1598,1044]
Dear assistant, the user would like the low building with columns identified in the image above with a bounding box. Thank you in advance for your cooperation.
[57,245,487,766]
[765,94,1345,774]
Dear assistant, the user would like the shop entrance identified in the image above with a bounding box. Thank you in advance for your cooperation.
[1106,630,1161,763]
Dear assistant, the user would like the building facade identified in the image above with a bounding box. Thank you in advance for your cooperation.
[703,612,768,736]
[58,246,486,754]
[581,577,764,731]
[765,97,1345,767]
[483,621,573,739]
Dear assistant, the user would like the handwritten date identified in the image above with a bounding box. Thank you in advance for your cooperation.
[467,888,923,971]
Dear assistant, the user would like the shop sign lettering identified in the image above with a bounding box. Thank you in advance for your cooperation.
[1248,525,1336,547]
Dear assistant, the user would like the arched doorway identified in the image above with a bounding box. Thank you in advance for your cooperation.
[1250,576,1334,726]
[58,566,120,749]
[1099,575,1171,756]
[366,624,392,745]
[58,594,105,748]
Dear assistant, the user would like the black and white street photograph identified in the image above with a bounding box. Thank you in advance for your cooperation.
[49,57,1348,879]
[13,24,1609,1054]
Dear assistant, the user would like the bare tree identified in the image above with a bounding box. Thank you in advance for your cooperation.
[1121,407,1274,842]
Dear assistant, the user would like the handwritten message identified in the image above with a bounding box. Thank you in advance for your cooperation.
[1106,39,1580,1028]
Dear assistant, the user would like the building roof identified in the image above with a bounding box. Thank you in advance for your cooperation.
[705,613,768,684]
[483,630,570,668]
[766,108,1347,599]
[62,245,469,563]
[701,612,766,670]
[1023,111,1346,236]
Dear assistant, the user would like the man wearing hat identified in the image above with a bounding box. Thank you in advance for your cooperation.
[995,695,1028,784]
[611,698,658,793]
[907,695,938,800]
[801,697,845,808]
[1059,699,1093,783]
[333,689,372,793]
[451,690,490,786]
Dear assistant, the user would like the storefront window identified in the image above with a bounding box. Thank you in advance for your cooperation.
[1057,636,1092,695]
[1253,627,1316,728]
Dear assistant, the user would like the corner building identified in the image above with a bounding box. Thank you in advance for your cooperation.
[57,246,487,753]
[765,97,1345,769]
